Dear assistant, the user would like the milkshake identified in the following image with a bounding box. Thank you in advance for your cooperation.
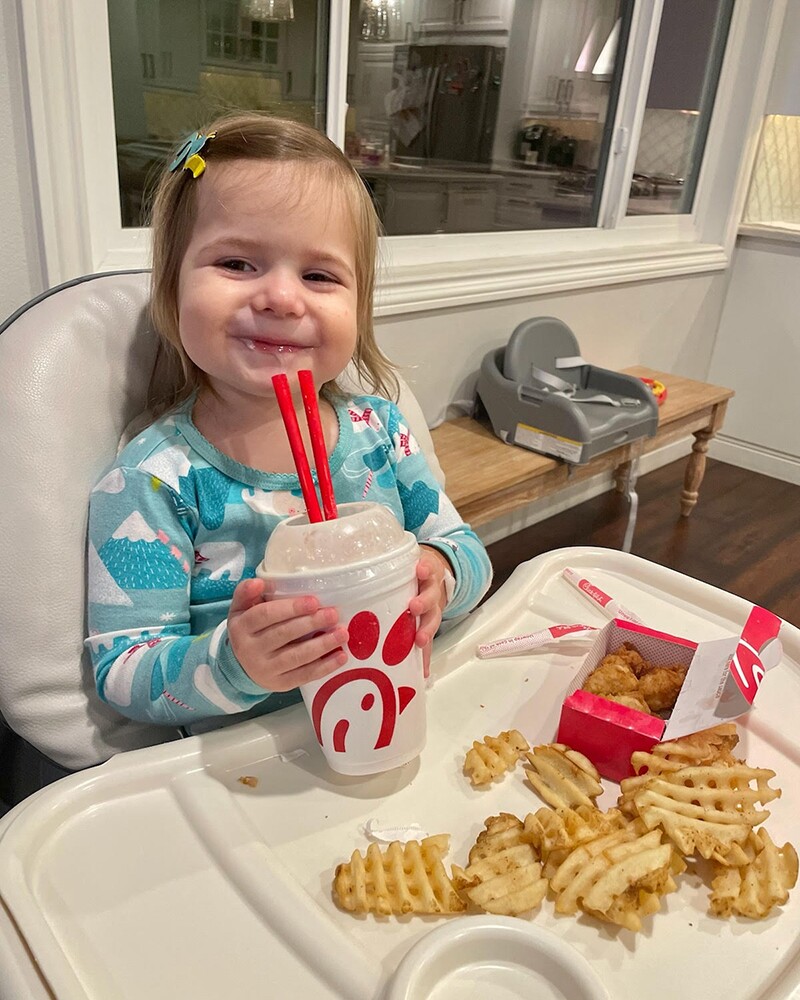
[257,502,426,775]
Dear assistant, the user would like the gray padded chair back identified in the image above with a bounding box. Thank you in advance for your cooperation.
[0,271,442,771]
[502,316,583,387]
[0,272,178,770]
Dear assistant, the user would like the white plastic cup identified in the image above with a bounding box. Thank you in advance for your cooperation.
[256,502,426,775]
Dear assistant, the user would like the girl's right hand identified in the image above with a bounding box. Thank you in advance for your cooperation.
[227,578,348,691]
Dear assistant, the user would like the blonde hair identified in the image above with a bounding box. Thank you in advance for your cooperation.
[147,112,398,415]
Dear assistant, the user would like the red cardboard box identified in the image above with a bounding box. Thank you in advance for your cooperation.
[556,608,782,783]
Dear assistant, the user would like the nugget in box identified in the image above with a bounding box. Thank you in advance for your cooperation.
[556,607,782,782]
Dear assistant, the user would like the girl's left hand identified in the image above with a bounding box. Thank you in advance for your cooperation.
[409,545,452,679]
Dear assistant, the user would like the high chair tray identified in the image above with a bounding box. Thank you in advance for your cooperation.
[0,547,799,1000]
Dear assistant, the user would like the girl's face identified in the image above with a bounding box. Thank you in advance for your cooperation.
[177,159,359,405]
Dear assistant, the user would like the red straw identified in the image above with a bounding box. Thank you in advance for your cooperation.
[271,373,323,523]
[298,369,338,521]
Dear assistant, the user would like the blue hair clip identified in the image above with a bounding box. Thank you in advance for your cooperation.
[169,130,216,178]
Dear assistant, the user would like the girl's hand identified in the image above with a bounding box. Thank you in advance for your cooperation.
[227,578,348,691]
[409,545,452,678]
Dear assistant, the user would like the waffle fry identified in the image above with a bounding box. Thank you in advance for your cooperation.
[452,814,547,916]
[551,825,685,932]
[550,823,642,899]
[524,805,628,878]
[523,742,603,809]
[464,729,530,786]
[617,725,743,817]
[466,812,530,862]
[709,828,798,918]
[633,763,781,860]
[333,835,465,915]
[618,754,688,817]
[650,723,740,766]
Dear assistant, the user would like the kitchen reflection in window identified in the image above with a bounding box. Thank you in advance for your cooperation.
[626,0,734,217]
[107,0,328,228]
[347,0,630,235]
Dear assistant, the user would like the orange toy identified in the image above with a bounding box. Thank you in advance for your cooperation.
[640,377,667,407]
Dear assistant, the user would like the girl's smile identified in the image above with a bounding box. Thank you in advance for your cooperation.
[176,159,359,409]
[237,338,301,353]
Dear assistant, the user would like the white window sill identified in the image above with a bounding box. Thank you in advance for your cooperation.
[373,241,729,316]
[739,223,800,247]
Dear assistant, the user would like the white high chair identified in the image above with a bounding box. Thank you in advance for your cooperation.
[0,270,444,805]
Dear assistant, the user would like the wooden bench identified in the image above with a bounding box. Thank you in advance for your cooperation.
[430,366,734,532]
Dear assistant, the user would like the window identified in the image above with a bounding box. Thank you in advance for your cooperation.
[205,2,281,67]
[108,0,327,228]
[348,0,629,235]
[626,0,735,216]
[20,0,786,312]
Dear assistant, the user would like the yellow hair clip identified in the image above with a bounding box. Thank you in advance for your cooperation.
[169,131,217,178]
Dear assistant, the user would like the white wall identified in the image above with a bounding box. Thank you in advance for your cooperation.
[0,1,45,322]
[766,0,800,115]
[707,8,800,486]
[708,233,800,484]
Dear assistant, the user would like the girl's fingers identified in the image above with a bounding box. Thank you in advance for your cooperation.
[229,577,268,616]
[277,646,350,689]
[414,607,442,648]
[271,625,350,677]
[266,607,341,649]
[409,576,440,616]
[246,596,333,638]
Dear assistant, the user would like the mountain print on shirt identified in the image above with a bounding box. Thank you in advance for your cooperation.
[99,512,189,590]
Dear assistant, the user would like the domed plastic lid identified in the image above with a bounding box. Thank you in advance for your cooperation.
[262,501,410,574]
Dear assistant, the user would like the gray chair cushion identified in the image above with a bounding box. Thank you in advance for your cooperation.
[0,271,443,770]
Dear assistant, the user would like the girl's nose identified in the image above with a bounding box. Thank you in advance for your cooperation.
[251,270,304,317]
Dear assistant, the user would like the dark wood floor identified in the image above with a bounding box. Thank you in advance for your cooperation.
[484,457,800,627]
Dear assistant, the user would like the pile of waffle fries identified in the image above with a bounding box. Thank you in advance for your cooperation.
[332,723,797,929]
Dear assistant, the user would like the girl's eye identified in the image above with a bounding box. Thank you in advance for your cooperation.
[220,259,253,272]
[304,271,336,283]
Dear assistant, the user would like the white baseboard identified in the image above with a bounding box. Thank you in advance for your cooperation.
[709,435,800,486]
[475,437,694,546]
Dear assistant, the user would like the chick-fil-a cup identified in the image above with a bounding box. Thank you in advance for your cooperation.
[257,502,426,775]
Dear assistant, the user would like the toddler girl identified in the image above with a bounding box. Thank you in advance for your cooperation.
[86,113,492,729]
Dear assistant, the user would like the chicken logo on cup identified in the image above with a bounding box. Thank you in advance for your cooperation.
[311,609,418,753]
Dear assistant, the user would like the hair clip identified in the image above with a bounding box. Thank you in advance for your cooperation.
[169,130,217,178]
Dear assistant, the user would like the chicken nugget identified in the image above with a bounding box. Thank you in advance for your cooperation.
[639,666,686,714]
[582,659,640,697]
[611,642,647,677]
[603,693,652,715]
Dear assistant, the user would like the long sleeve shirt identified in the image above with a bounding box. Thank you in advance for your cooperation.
[86,394,492,728]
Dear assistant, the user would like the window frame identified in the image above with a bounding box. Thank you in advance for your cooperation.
[19,0,787,315]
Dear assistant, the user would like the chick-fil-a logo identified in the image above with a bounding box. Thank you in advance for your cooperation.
[577,579,612,608]
[729,606,782,704]
[310,609,417,753]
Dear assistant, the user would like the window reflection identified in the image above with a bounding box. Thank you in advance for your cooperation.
[347,0,628,234]
[108,0,327,228]
[626,0,734,217]
[108,0,734,235]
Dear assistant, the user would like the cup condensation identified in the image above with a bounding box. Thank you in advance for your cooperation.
[257,502,426,775]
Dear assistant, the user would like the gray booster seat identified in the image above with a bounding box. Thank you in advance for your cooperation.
[476,317,659,464]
